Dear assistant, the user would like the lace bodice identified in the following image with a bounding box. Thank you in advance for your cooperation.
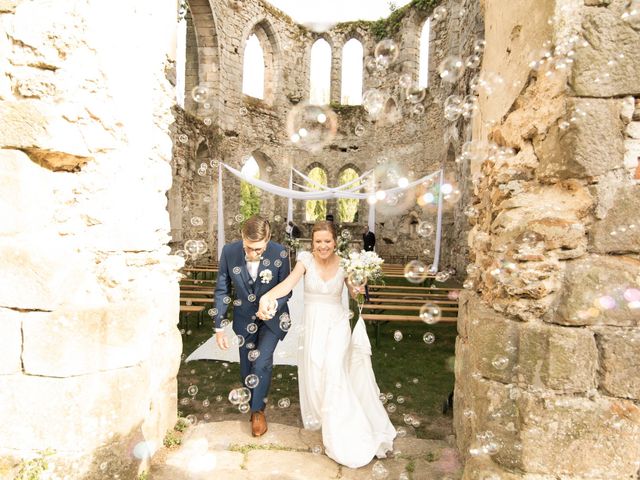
[297,251,345,298]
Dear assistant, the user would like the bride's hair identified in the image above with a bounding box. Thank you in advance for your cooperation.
[311,221,337,244]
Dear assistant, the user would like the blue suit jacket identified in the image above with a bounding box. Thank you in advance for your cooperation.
[214,240,292,339]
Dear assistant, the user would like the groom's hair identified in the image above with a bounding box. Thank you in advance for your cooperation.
[242,215,271,241]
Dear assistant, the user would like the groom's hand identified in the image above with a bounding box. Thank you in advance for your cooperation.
[257,298,275,320]
[215,331,229,350]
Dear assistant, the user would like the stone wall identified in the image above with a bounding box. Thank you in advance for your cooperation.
[455,0,640,478]
[0,0,181,478]
[170,0,483,273]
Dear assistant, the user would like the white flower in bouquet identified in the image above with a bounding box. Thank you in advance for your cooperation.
[340,250,384,285]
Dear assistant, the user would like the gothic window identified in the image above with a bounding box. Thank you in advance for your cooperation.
[242,33,265,99]
[305,166,328,221]
[240,156,261,219]
[340,39,363,105]
[337,167,361,223]
[310,39,331,105]
[418,17,431,88]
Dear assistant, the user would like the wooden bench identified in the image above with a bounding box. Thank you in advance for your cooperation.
[179,304,206,330]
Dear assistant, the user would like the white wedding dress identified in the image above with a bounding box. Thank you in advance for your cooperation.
[295,251,396,469]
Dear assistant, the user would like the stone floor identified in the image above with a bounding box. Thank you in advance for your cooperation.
[149,420,462,480]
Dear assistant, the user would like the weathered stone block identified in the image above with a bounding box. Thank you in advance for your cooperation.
[552,255,640,326]
[517,322,598,392]
[0,149,56,236]
[590,185,640,253]
[0,237,99,311]
[0,101,92,170]
[535,98,625,181]
[0,364,150,452]
[22,303,155,377]
[626,122,640,139]
[624,138,640,170]
[517,393,640,478]
[0,308,24,374]
[596,328,640,400]
[571,2,640,97]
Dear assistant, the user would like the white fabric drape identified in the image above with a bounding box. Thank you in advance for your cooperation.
[432,169,444,272]
[217,162,225,259]
[216,163,444,267]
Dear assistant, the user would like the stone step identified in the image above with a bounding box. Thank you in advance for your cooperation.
[149,420,462,480]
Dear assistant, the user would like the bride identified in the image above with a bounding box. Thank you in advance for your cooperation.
[257,221,396,469]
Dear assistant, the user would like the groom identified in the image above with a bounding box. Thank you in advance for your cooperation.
[214,215,292,437]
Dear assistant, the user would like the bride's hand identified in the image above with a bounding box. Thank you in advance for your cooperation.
[258,297,276,320]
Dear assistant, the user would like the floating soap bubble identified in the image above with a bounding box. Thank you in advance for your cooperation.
[187,385,198,396]
[278,398,290,408]
[399,73,413,88]
[438,55,465,82]
[423,332,435,344]
[231,335,245,347]
[435,271,450,282]
[405,84,426,104]
[341,229,352,240]
[404,260,428,283]
[363,89,386,119]
[287,103,337,153]
[473,38,486,54]
[371,461,389,480]
[178,134,189,143]
[354,123,365,136]
[466,54,481,69]
[248,349,260,361]
[191,85,210,103]
[462,95,479,119]
[228,387,251,405]
[416,221,434,237]
[622,0,640,27]
[374,39,399,68]
[491,355,509,370]
[419,303,441,324]
[432,5,447,21]
[444,95,463,121]
[393,330,403,342]
[245,374,260,389]
[412,103,425,116]
[246,323,258,334]
[190,216,204,227]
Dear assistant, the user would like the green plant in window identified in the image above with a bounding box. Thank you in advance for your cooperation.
[338,168,361,223]
[305,167,328,222]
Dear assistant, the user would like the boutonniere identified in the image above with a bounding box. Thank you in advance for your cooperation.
[259,269,273,284]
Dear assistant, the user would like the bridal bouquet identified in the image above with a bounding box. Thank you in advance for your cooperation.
[340,250,384,330]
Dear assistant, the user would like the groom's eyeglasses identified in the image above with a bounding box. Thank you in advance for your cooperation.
[243,244,266,254]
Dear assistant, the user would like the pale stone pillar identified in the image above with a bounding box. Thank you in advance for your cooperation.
[0,0,182,478]
[456,0,640,478]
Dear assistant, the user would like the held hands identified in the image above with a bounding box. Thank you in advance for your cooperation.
[257,296,278,320]
[215,331,229,350]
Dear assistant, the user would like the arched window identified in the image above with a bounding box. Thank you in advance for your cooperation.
[338,168,361,222]
[310,39,331,105]
[305,166,328,222]
[340,39,363,105]
[418,18,431,88]
[240,157,261,219]
[242,34,265,99]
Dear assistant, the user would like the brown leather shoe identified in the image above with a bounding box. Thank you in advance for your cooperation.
[250,411,267,437]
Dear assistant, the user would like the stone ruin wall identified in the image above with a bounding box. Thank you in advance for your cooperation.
[171,0,484,273]
[455,0,640,478]
[0,1,181,477]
